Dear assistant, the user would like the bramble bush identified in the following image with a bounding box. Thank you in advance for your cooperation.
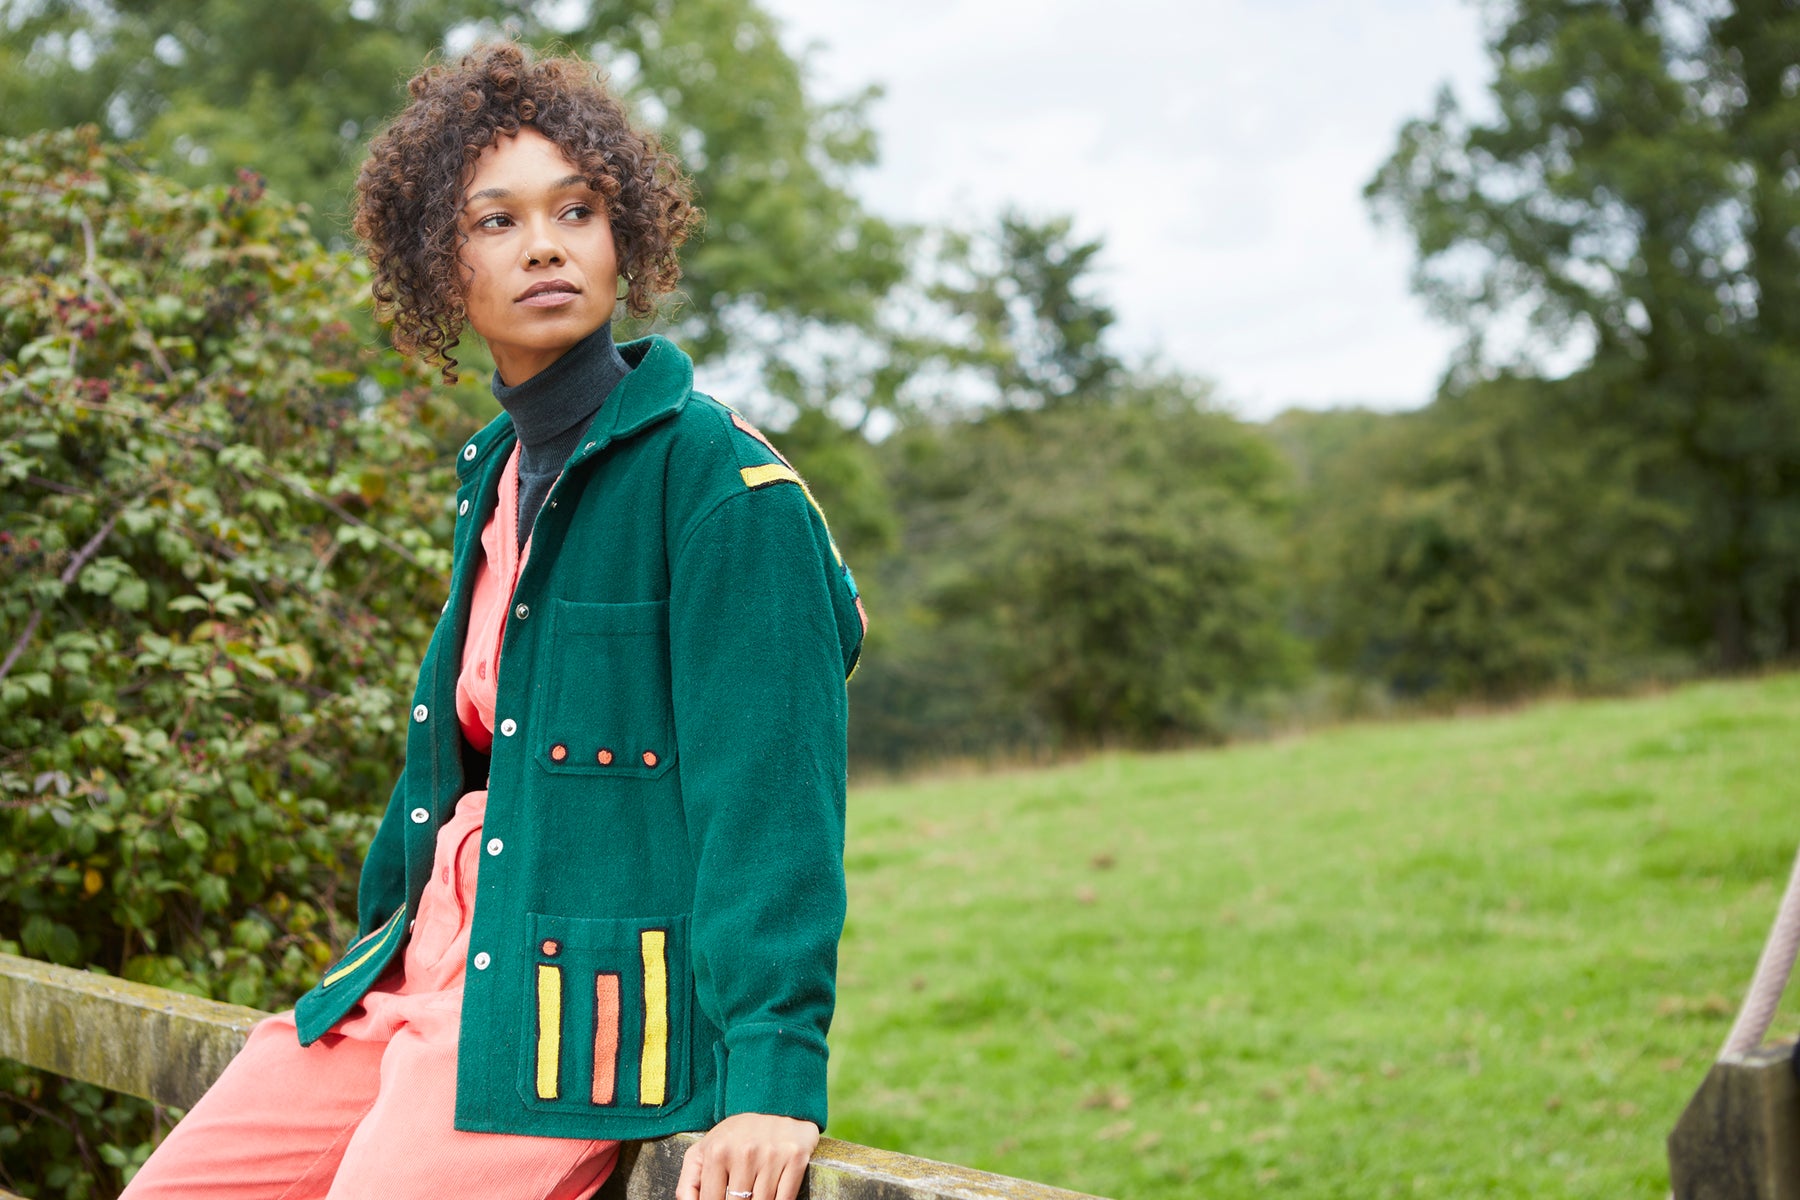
[0,127,477,1197]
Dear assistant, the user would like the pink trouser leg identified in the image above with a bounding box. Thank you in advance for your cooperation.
[119,795,617,1199]
[120,1006,618,1200]
[323,993,617,1200]
[121,1012,382,1200]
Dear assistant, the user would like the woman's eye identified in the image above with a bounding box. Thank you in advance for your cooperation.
[563,204,594,221]
[475,213,513,229]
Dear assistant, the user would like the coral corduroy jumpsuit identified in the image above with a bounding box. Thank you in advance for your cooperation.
[122,448,617,1200]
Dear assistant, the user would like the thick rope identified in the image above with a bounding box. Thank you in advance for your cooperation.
[1720,841,1800,1058]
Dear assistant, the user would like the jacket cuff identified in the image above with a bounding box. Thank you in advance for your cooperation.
[722,1023,830,1130]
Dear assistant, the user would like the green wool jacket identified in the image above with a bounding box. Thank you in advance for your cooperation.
[292,336,865,1140]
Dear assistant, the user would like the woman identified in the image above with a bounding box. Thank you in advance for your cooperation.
[123,41,864,1200]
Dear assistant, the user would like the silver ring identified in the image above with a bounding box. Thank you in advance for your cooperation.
[728,1192,753,1199]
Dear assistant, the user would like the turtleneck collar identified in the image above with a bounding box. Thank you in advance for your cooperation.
[489,321,631,454]
[489,322,632,548]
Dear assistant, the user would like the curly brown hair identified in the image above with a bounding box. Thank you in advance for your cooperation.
[354,42,701,381]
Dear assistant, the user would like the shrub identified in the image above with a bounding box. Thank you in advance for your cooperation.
[0,127,475,1197]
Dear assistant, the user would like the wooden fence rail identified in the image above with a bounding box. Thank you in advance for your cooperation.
[0,952,1105,1200]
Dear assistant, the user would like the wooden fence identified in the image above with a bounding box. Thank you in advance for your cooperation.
[0,952,1105,1200]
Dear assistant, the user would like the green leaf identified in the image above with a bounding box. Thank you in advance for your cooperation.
[111,577,148,611]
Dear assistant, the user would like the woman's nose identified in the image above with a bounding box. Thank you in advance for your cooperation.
[524,226,565,267]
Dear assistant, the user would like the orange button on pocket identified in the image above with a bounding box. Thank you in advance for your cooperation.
[596,748,614,766]
[549,743,568,763]
[641,750,659,768]
[541,939,560,957]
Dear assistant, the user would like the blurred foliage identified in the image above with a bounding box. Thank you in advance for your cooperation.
[1278,373,1677,696]
[1368,0,1800,668]
[0,126,472,1197]
[852,370,1299,768]
[0,0,906,375]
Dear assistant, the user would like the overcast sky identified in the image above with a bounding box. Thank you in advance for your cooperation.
[757,0,1498,420]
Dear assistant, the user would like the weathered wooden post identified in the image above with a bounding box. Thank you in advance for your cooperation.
[1668,844,1800,1199]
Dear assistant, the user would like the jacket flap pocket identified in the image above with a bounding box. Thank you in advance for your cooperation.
[534,600,676,780]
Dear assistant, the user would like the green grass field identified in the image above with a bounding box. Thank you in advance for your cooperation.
[828,673,1800,1198]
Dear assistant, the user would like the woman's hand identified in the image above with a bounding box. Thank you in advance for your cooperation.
[675,1112,820,1200]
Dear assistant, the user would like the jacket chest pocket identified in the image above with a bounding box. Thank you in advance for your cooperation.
[518,912,692,1114]
[532,600,677,781]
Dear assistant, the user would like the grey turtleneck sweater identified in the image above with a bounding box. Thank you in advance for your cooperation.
[490,323,632,548]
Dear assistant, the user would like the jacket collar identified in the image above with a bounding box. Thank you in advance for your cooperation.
[455,335,693,481]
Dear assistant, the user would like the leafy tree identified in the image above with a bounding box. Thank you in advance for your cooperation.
[927,211,1121,412]
[0,0,905,373]
[855,373,1297,764]
[1287,373,1675,696]
[0,127,470,1198]
[1367,0,1800,667]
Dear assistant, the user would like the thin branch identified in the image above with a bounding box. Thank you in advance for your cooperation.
[0,509,121,687]
[78,211,176,385]
[24,473,89,497]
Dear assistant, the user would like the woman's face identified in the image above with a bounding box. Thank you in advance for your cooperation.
[457,128,619,386]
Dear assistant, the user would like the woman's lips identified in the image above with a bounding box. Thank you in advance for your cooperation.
[517,281,580,308]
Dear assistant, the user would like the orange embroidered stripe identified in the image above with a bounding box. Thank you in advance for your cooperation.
[321,902,407,987]
[593,972,621,1105]
[730,412,794,467]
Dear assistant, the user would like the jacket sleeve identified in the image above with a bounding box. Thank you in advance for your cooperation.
[668,482,854,1130]
[354,770,411,938]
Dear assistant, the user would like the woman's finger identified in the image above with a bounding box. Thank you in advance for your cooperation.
[773,1155,807,1200]
[729,1147,767,1200]
[677,1141,704,1200]
[700,1139,736,1200]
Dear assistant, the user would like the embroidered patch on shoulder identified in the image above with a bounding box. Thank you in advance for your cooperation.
[731,412,795,469]
[728,410,854,573]
[740,463,802,490]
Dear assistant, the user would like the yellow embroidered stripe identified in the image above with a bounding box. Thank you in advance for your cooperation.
[639,930,668,1106]
[739,463,800,489]
[321,902,407,988]
[737,465,846,566]
[536,964,563,1101]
